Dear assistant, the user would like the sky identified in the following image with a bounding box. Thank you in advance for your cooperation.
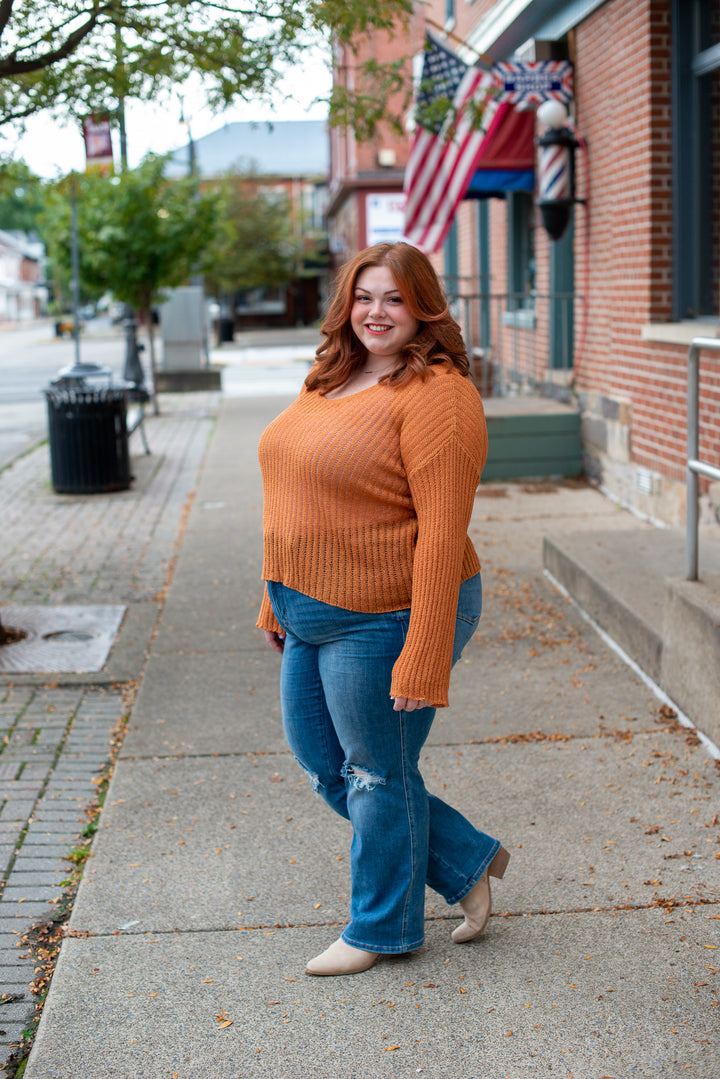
[0,55,331,179]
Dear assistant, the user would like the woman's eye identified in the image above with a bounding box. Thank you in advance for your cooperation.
[388,296,403,304]
[354,294,371,302]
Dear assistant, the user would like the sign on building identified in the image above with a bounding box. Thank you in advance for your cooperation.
[366,193,406,246]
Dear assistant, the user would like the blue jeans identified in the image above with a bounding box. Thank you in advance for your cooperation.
[267,573,501,954]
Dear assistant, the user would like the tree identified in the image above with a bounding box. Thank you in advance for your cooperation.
[203,174,300,303]
[0,159,45,232]
[42,155,220,374]
[0,1,413,135]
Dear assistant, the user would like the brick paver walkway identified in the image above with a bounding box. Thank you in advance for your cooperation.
[0,395,218,1068]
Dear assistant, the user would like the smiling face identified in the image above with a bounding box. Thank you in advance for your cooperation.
[350,265,420,368]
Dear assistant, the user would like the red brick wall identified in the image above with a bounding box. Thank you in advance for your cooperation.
[328,0,720,505]
[434,0,719,497]
[573,0,720,488]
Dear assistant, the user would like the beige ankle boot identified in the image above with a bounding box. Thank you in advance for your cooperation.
[452,845,510,943]
[305,937,379,976]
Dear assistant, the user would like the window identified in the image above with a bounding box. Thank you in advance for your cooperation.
[505,191,535,326]
[444,218,459,295]
[672,0,720,319]
[477,200,491,349]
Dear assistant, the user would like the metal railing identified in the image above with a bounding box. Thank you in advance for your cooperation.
[443,283,578,400]
[686,337,720,580]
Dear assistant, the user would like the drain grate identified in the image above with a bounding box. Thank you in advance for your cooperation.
[0,605,126,673]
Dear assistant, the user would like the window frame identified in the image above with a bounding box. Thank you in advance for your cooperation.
[671,0,719,320]
[504,190,536,329]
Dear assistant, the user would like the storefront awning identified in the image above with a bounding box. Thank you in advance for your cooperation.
[464,102,536,199]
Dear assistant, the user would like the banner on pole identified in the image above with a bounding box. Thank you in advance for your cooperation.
[82,115,114,175]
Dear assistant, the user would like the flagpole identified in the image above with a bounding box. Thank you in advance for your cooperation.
[424,17,494,68]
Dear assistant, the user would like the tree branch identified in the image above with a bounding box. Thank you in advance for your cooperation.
[0,7,101,77]
[0,0,15,39]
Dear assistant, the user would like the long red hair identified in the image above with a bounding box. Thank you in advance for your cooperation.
[306,242,469,394]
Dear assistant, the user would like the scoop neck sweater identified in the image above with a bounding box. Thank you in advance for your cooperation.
[256,365,488,708]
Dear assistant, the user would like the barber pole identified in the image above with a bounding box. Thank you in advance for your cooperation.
[539,140,570,202]
[536,122,578,240]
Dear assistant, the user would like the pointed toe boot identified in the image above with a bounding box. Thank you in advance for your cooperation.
[452,845,510,944]
[305,937,379,976]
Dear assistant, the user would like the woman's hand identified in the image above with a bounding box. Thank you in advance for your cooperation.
[392,696,430,712]
[264,629,286,654]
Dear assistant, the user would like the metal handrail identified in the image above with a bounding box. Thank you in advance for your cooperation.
[686,337,720,579]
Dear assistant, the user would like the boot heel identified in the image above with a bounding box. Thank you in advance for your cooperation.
[489,845,510,880]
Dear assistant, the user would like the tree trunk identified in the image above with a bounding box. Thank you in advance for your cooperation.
[144,307,160,416]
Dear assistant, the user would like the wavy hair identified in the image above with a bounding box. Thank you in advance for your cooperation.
[306,242,469,394]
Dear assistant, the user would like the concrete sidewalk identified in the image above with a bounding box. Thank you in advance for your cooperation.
[2,392,718,1078]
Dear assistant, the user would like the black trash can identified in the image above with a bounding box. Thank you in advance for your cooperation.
[217,316,235,344]
[45,385,131,494]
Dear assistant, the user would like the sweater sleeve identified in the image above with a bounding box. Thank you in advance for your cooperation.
[256,583,283,635]
[389,377,487,707]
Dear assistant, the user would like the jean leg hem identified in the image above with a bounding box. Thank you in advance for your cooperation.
[341,930,424,955]
[445,838,501,906]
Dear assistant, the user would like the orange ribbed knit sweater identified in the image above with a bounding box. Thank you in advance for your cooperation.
[256,364,488,707]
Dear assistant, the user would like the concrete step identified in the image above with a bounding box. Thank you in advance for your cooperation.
[543,524,720,747]
[483,396,582,480]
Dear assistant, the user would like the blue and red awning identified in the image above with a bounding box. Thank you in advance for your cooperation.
[464,102,536,199]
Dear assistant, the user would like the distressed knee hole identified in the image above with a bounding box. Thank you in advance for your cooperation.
[341,761,386,792]
[293,757,322,792]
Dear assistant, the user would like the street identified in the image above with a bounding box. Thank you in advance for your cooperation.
[0,318,317,468]
[0,318,126,399]
[0,319,127,467]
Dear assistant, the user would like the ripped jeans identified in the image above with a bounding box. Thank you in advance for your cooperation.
[266,574,501,954]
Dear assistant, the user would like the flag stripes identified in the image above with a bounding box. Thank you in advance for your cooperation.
[402,34,498,253]
[401,38,576,252]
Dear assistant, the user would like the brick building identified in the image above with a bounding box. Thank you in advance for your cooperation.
[0,230,45,321]
[328,0,720,526]
[167,120,329,327]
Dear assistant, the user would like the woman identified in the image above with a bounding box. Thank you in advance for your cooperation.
[257,242,508,976]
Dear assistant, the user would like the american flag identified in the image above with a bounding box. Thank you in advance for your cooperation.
[402,34,498,253]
